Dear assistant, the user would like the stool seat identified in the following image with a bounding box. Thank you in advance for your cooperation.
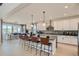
[48,43,52,46]
[35,40,40,42]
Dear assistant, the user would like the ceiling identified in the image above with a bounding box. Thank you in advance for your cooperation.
[0,3,21,18]
[0,3,79,24]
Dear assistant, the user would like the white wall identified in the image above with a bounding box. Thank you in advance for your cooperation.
[32,18,79,31]
[24,17,79,30]
[53,18,79,30]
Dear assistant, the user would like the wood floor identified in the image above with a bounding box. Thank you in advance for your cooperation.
[0,39,78,56]
[54,43,77,56]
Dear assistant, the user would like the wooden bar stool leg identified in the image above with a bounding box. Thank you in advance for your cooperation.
[36,43,38,55]
[31,41,33,52]
[27,41,29,48]
[40,44,42,56]
[28,41,30,48]
[44,45,46,55]
[51,45,52,55]
[48,46,50,56]
[24,40,25,49]
[22,40,25,48]
[31,42,34,52]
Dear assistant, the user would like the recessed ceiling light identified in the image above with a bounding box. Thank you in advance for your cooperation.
[65,6,68,8]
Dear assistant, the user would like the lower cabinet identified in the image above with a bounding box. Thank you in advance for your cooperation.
[57,35,78,45]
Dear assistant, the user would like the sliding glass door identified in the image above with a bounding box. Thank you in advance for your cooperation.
[2,22,26,41]
[2,23,13,40]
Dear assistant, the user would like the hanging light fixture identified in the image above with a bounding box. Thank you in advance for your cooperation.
[42,11,46,26]
[31,14,34,27]
[43,22,46,26]
[31,23,33,27]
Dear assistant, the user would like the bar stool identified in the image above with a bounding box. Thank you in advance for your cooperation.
[19,34,28,46]
[24,35,31,48]
[30,35,40,55]
[40,36,52,56]
[19,34,25,42]
[19,34,26,48]
[19,34,23,39]
[19,34,22,44]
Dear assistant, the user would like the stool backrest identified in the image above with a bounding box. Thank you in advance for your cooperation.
[19,35,22,39]
[22,35,25,40]
[19,34,26,40]
[19,35,24,39]
[25,35,30,41]
[31,36,38,42]
[40,37,49,45]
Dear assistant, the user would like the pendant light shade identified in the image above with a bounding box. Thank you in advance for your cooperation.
[31,24,33,27]
[42,11,46,27]
[43,22,46,26]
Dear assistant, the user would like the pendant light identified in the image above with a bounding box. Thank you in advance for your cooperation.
[31,14,34,27]
[42,11,46,26]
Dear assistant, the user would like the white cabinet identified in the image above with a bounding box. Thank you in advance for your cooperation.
[54,18,79,30]
[57,35,77,45]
